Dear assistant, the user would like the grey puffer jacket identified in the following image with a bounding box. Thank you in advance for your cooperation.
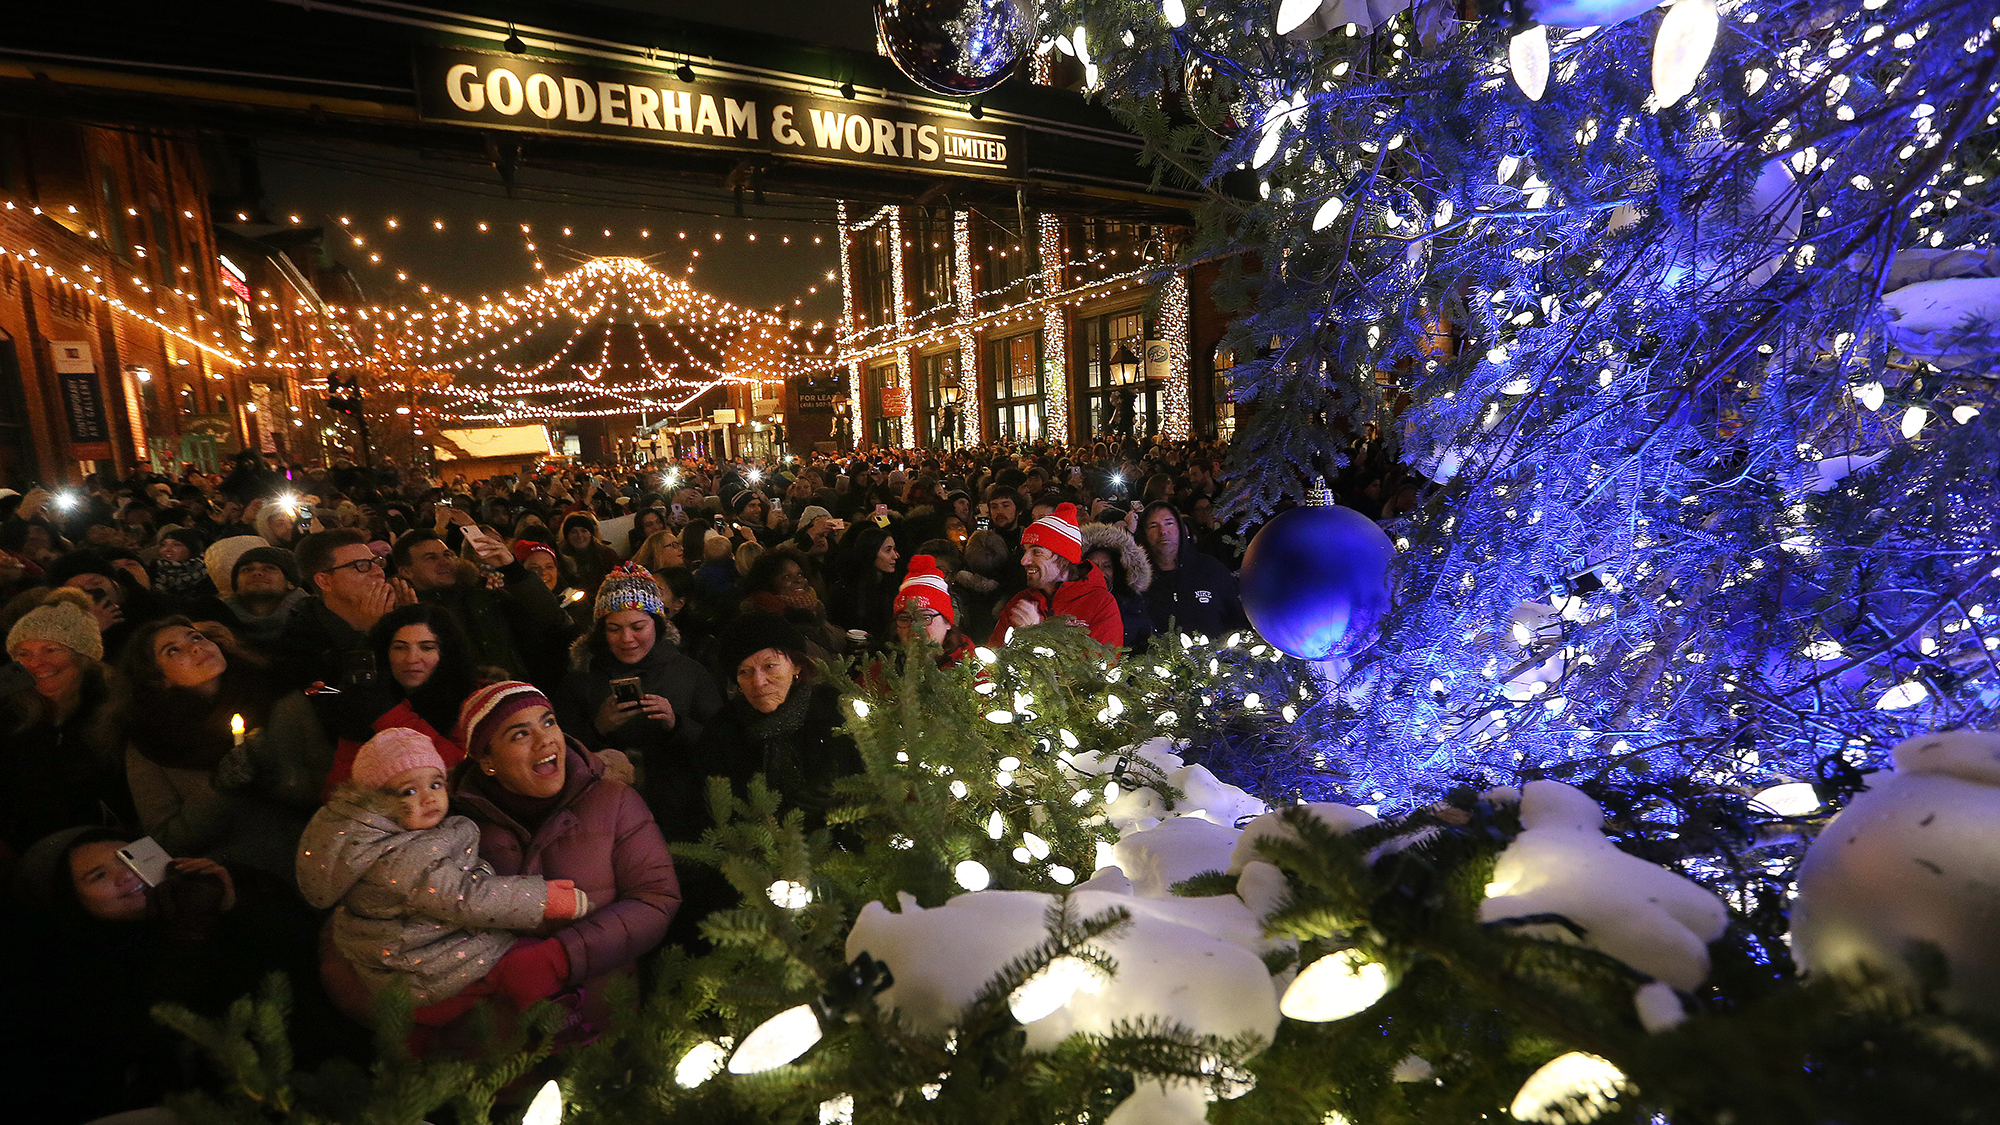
[296,784,554,1004]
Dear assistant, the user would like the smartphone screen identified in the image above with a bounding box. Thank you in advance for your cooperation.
[118,837,173,887]
[875,503,888,518]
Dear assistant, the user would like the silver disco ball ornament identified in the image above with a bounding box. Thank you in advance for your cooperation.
[875,0,1036,96]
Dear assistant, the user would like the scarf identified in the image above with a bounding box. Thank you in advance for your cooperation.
[150,556,212,599]
[129,663,275,770]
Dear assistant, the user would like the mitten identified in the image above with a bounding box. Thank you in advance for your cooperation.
[213,743,257,790]
[487,938,572,1009]
[543,879,591,920]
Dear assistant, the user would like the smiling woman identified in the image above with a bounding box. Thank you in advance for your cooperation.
[120,616,332,881]
[442,681,680,1030]
[559,563,723,837]
[1,588,136,855]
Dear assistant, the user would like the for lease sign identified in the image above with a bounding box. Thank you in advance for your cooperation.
[413,47,1021,178]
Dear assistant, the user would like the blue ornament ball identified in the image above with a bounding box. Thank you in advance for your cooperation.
[1239,502,1395,660]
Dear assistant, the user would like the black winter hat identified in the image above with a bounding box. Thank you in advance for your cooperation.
[728,490,761,515]
[717,612,809,678]
[231,545,302,587]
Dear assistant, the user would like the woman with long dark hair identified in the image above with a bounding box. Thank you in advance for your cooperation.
[321,602,483,797]
[829,520,906,648]
[121,616,330,881]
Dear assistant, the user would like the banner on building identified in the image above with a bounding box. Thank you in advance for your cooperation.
[50,340,113,458]
[879,386,908,416]
[413,47,1022,179]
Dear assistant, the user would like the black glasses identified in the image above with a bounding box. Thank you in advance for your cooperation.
[324,557,384,576]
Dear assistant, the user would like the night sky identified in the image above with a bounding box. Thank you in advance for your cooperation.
[252,136,845,330]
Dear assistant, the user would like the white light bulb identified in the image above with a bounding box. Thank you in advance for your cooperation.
[1652,0,1719,107]
[1311,196,1347,230]
[1509,25,1550,101]
[1954,404,1981,424]
[1276,0,1323,35]
[523,1080,564,1125]
[1876,681,1929,710]
[1163,0,1187,27]
[675,1039,732,1087]
[1751,782,1820,817]
[988,810,1006,839]
[1803,640,1844,661]
[1281,950,1390,1021]
[1509,1052,1630,1123]
[1007,956,1106,1023]
[954,860,991,891]
[767,880,812,909]
[729,1004,823,1073]
[1854,382,1886,411]
[1022,831,1051,859]
[1900,406,1928,438]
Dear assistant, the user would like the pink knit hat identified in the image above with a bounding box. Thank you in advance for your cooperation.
[352,727,448,790]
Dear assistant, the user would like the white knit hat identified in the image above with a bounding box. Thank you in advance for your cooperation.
[6,588,103,662]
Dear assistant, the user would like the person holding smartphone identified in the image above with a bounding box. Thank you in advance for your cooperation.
[557,564,723,835]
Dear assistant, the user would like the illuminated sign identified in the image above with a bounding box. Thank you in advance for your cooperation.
[414,47,1021,178]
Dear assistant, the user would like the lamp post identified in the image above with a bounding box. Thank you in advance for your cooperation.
[1107,341,1142,439]
[939,384,963,451]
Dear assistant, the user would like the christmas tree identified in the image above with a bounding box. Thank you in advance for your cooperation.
[154,0,2000,1120]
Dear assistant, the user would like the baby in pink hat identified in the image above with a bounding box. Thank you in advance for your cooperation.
[297,727,587,1015]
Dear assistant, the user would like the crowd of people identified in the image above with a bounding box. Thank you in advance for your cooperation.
[0,432,1411,1121]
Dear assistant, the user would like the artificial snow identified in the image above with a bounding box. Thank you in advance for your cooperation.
[1477,781,1728,990]
[845,888,1281,1052]
[1879,277,2000,368]
[1793,729,2000,1015]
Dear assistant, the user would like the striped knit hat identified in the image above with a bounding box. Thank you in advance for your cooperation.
[895,554,954,624]
[455,681,552,756]
[594,561,666,622]
[1021,502,1084,564]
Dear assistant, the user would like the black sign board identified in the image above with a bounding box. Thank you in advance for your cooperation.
[50,340,110,446]
[793,374,845,416]
[414,46,1021,179]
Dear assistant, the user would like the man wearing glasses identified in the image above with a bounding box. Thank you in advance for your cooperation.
[278,529,414,705]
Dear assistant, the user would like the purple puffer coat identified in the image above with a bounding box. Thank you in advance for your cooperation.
[450,740,680,987]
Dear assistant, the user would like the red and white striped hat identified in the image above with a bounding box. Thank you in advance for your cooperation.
[1021,502,1084,564]
[896,555,955,624]
[454,680,552,755]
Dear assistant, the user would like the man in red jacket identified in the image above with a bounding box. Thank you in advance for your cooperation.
[990,503,1125,651]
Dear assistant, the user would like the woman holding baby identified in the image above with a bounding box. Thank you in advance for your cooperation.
[307,679,679,1038]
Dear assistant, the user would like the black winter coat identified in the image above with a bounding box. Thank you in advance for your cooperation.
[559,639,726,837]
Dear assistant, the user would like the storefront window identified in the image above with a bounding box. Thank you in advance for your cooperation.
[988,332,1042,442]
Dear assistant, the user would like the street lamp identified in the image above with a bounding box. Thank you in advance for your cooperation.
[939,384,963,450]
[1107,341,1142,438]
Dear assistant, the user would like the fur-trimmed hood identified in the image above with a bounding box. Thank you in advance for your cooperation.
[1080,521,1153,594]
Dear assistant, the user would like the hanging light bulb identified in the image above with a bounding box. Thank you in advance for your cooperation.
[729,1005,823,1073]
[1279,950,1391,1021]
[1509,1052,1631,1123]
[1510,24,1550,101]
[954,860,991,891]
[1163,0,1187,27]
[1652,0,1719,107]
[1312,196,1347,230]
